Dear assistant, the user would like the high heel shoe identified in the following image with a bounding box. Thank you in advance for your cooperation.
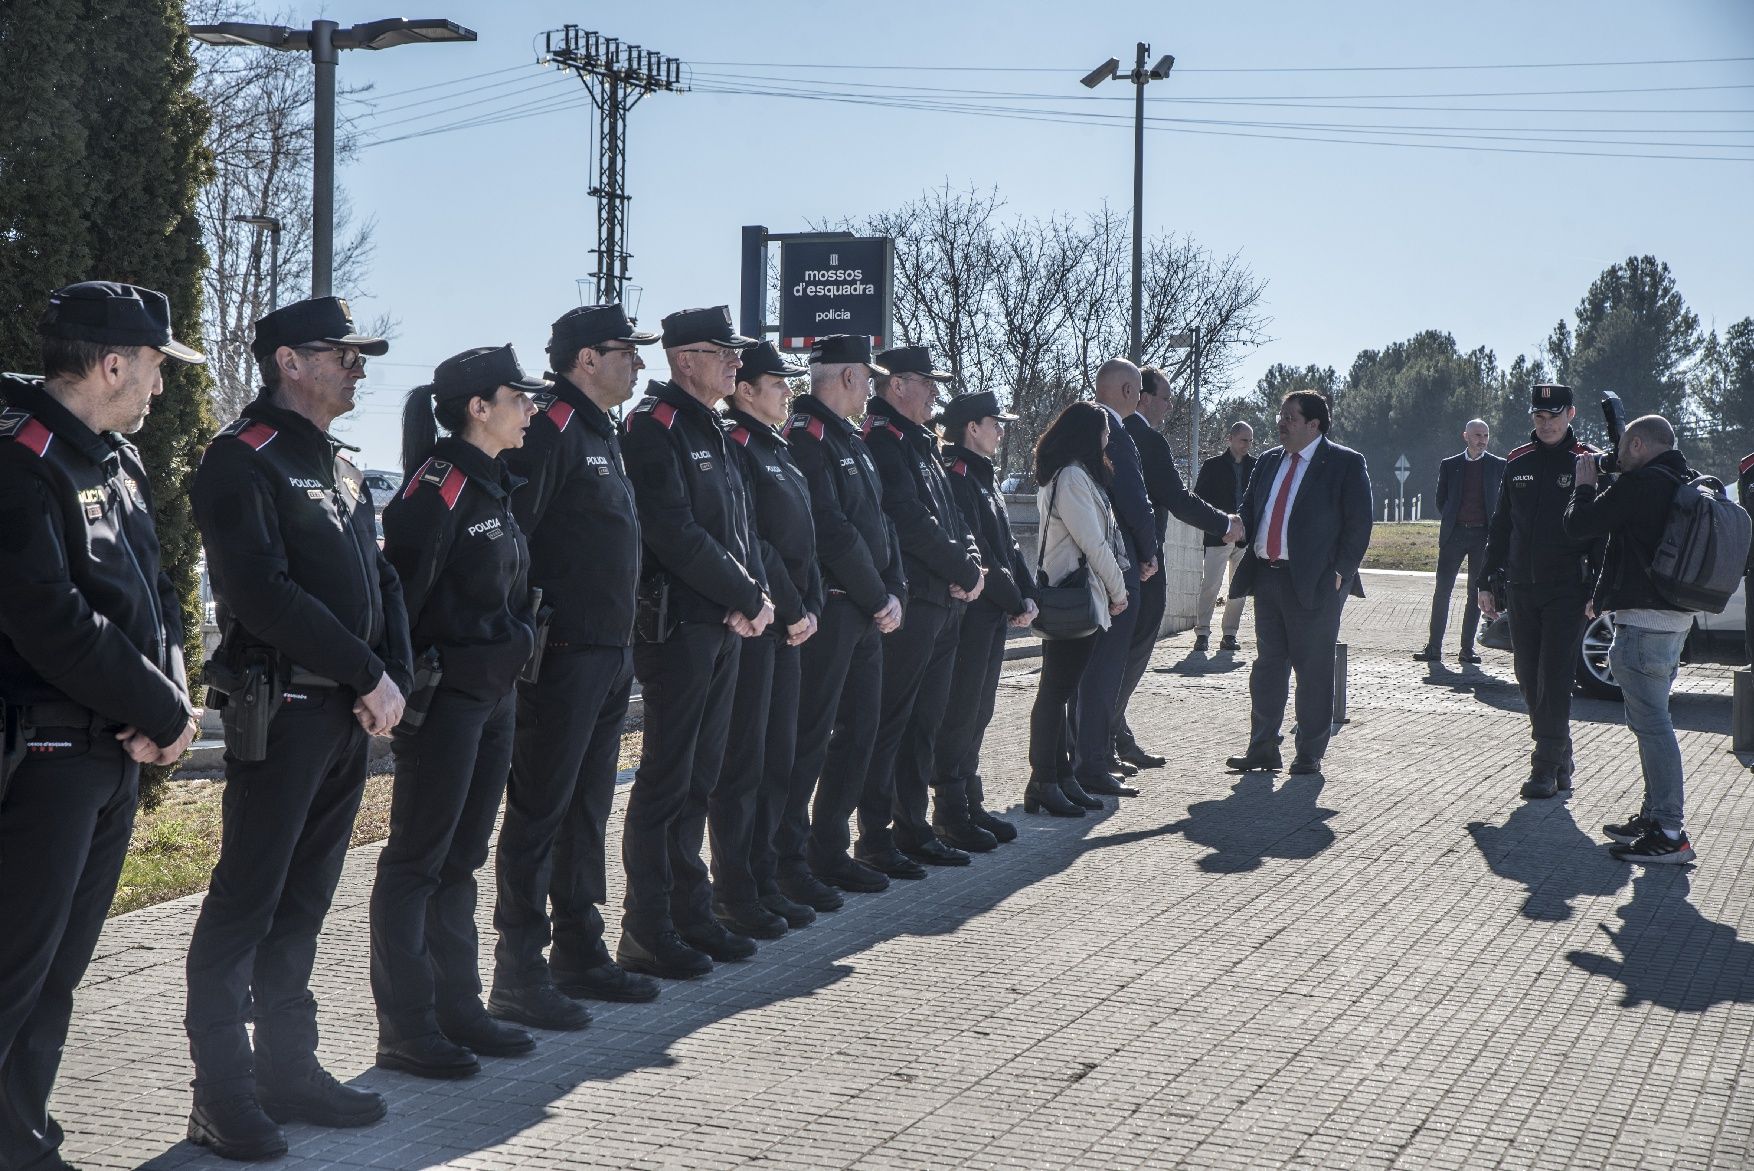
[1058,774,1104,810]
[1023,778,1084,817]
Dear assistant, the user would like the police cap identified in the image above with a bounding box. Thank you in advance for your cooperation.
[661,305,757,350]
[432,344,550,403]
[736,340,809,383]
[39,281,205,365]
[1530,383,1574,410]
[877,345,953,383]
[939,390,1017,430]
[808,334,888,374]
[550,303,660,354]
[252,296,388,360]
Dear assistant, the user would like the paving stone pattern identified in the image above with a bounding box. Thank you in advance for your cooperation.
[57,572,1754,1169]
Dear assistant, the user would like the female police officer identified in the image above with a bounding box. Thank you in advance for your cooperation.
[369,345,544,1078]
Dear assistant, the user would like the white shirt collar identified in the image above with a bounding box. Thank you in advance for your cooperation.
[1463,449,1485,461]
[1285,433,1325,461]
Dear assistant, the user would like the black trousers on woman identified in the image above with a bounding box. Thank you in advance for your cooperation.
[1030,633,1099,782]
[934,602,1009,803]
[371,687,515,1040]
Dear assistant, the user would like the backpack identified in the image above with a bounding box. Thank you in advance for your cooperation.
[1642,469,1752,614]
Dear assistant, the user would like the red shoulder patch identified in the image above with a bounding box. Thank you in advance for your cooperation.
[858,416,875,438]
[1507,442,1536,460]
[237,422,278,451]
[652,401,679,429]
[402,458,435,500]
[730,425,751,447]
[547,400,575,432]
[438,466,466,510]
[1740,452,1754,476]
[950,459,968,476]
[16,418,53,457]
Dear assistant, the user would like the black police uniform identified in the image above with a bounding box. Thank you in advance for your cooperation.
[1479,424,1604,788]
[620,377,768,954]
[185,392,413,1098]
[1116,412,1230,755]
[493,370,646,1000]
[0,372,195,1171]
[371,436,536,1048]
[1740,452,1753,664]
[933,440,1036,842]
[852,394,983,866]
[783,391,905,888]
[709,404,825,926]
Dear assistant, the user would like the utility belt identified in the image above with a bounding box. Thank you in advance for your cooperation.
[2,698,117,797]
[202,647,341,763]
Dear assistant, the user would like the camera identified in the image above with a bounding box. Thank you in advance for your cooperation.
[1591,391,1626,475]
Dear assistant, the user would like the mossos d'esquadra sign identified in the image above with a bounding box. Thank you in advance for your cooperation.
[777,236,893,352]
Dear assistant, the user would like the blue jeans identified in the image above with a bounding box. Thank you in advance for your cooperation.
[1608,623,1688,832]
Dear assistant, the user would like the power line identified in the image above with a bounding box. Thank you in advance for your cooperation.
[691,55,1754,74]
[342,62,533,104]
[346,69,561,120]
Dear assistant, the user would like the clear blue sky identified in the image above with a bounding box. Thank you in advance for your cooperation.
[270,0,1754,469]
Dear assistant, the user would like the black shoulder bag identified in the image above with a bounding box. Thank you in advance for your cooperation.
[1030,473,1104,640]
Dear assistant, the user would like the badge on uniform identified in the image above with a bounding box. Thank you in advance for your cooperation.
[839,456,858,475]
[697,460,713,471]
[77,486,104,522]
[307,489,325,500]
[1558,474,1573,488]
[123,475,146,509]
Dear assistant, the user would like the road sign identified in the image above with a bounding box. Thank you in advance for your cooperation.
[1394,453,1411,486]
[776,236,893,351]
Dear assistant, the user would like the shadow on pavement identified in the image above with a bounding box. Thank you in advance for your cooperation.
[1424,664,1732,735]
[1153,651,1245,676]
[1157,772,1337,874]
[1466,801,1629,922]
[136,801,1117,1170]
[1567,869,1754,1011]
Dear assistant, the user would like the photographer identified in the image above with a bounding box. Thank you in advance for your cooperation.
[1562,415,1697,864]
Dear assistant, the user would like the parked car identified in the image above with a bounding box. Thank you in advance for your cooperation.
[1478,579,1746,700]
[1000,473,1035,494]
[363,468,402,529]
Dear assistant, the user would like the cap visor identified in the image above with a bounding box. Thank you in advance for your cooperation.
[927,369,955,382]
[158,339,206,365]
[997,410,1020,421]
[326,334,390,356]
[510,375,553,391]
[709,333,760,349]
[864,362,890,377]
[624,329,663,345]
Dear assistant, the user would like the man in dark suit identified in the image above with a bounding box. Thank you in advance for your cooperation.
[1225,390,1373,775]
[1416,419,1504,664]
[1112,366,1239,767]
[1071,358,1160,800]
[1193,422,1258,653]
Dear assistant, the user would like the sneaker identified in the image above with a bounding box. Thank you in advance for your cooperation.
[1603,813,1656,845]
[1610,828,1695,865]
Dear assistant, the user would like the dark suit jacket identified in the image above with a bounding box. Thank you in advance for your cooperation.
[1435,450,1505,547]
[1101,407,1157,572]
[1125,413,1229,553]
[1230,437,1374,609]
[1193,450,1258,547]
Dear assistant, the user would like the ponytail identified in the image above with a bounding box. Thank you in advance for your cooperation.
[400,384,441,481]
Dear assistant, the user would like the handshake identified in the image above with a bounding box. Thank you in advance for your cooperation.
[1221,514,1245,545]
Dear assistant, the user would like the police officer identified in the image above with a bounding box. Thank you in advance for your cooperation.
[492,305,660,1029]
[1740,449,1753,666]
[709,341,824,939]
[1477,382,1604,800]
[933,391,1038,851]
[619,306,773,979]
[185,297,412,1160]
[369,346,545,1080]
[850,345,985,877]
[0,282,202,1171]
[787,336,904,901]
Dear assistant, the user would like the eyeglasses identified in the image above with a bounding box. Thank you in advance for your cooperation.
[674,347,740,363]
[1530,409,1565,421]
[592,344,638,356]
[297,344,364,369]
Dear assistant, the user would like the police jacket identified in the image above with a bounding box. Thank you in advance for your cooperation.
[1563,449,1696,614]
[506,373,639,648]
[623,379,766,624]
[1126,413,1230,554]
[941,443,1035,617]
[1480,427,1605,592]
[782,393,905,616]
[192,394,413,695]
[382,438,536,699]
[1740,452,1754,575]
[861,396,982,606]
[726,406,824,630]
[1194,450,1258,548]
[0,374,194,747]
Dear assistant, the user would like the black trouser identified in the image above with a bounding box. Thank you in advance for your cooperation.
[747,641,802,899]
[494,645,632,984]
[625,622,740,937]
[854,597,953,854]
[1426,525,1488,653]
[0,724,136,1170]
[709,634,777,912]
[1075,568,1142,782]
[186,690,369,1088]
[803,596,883,871]
[933,602,1009,804]
[1248,566,1347,761]
[371,687,514,1040]
[1031,634,1098,781]
[1115,561,1167,753]
[1507,581,1591,777]
[1745,572,1752,665]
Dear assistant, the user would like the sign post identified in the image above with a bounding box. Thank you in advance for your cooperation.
[739,226,894,351]
[1394,453,1411,520]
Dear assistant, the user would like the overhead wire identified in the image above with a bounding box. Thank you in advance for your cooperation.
[688,55,1754,74]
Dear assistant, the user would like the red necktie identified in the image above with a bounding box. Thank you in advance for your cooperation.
[1265,451,1300,561]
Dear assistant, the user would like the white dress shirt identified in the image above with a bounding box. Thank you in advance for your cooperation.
[1254,435,1325,561]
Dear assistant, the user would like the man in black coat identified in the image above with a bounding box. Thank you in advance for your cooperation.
[1416,419,1504,664]
[1113,367,1238,767]
[1192,423,1258,653]
[1225,390,1373,775]
[1740,450,1753,666]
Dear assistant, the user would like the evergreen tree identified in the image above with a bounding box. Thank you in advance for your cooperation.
[1553,256,1701,423]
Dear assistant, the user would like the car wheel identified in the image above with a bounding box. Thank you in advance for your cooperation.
[1576,612,1622,700]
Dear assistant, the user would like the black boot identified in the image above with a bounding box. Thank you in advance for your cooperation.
[188,1090,288,1161]
[1024,775,1084,817]
[932,784,998,852]
[1059,774,1103,810]
[967,775,1017,843]
[255,1061,386,1128]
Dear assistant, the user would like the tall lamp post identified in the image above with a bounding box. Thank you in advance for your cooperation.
[1081,43,1174,365]
[190,18,476,299]
[232,214,282,311]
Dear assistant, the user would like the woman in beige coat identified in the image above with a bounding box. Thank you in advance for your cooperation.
[1027,402,1130,816]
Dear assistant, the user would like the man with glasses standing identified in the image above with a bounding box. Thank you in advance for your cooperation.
[489,305,662,1033]
[185,297,413,1159]
[618,307,773,980]
[1476,383,1604,801]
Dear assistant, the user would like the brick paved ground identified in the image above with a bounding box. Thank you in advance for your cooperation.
[56,572,1754,1170]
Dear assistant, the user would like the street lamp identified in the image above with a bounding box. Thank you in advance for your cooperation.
[232,214,282,311]
[1081,43,1175,365]
[190,17,476,299]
